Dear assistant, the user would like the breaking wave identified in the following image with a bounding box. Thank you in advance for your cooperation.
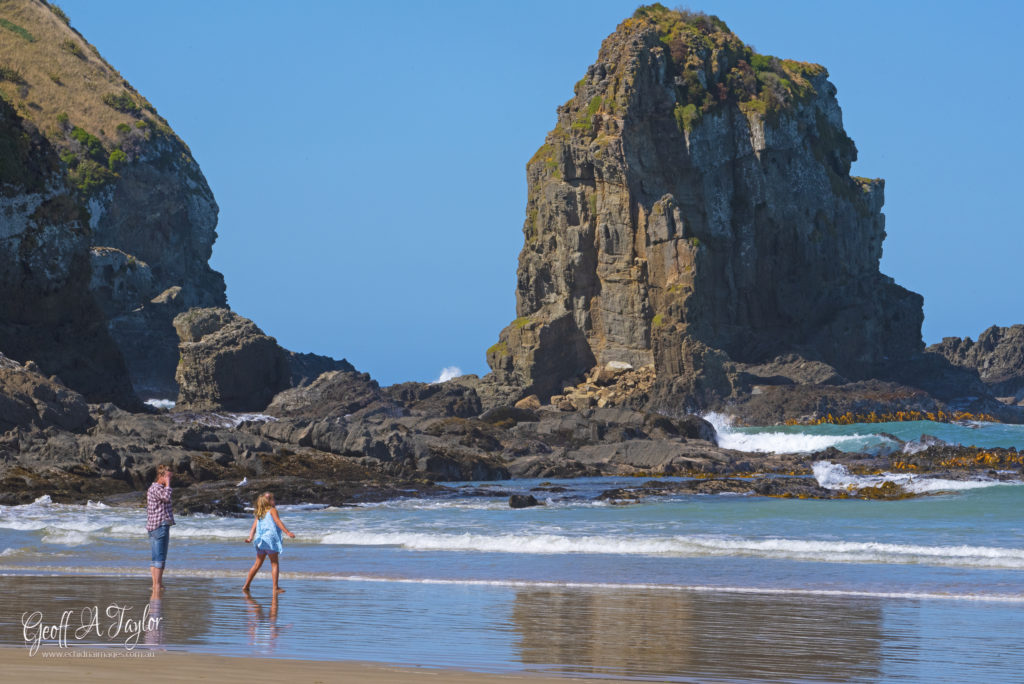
[812,461,1018,494]
[317,530,1024,569]
[704,413,885,453]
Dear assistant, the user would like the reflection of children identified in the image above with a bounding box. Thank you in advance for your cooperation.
[244,591,280,653]
[144,595,165,648]
[242,492,295,594]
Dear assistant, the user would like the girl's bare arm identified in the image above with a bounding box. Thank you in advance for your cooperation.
[246,519,257,543]
[270,508,295,538]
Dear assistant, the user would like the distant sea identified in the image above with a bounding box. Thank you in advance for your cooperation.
[2,419,1022,682]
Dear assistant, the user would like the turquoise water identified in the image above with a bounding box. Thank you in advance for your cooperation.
[1,420,1022,680]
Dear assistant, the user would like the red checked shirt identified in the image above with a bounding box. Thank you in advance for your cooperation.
[146,482,175,531]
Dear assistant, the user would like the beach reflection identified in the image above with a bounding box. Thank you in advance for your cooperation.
[0,575,213,650]
[143,592,165,648]
[511,588,884,681]
[243,592,280,653]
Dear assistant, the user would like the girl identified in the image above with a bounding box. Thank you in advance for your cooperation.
[243,492,295,593]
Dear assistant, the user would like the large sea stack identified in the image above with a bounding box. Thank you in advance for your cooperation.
[0,0,226,399]
[487,5,924,409]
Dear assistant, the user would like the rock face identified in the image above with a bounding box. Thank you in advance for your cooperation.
[0,0,226,399]
[0,353,91,433]
[929,325,1024,401]
[487,6,923,407]
[173,308,290,412]
[0,97,135,404]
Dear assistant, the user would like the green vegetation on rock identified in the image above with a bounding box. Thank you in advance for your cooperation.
[0,18,35,42]
[631,3,827,132]
[60,38,83,59]
[0,65,26,84]
[102,91,140,115]
[107,147,127,171]
[48,4,70,25]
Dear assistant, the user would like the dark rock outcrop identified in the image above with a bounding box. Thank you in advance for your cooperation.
[0,353,92,433]
[509,494,541,508]
[929,326,1024,402]
[288,351,355,387]
[0,0,226,399]
[486,6,924,410]
[173,308,290,412]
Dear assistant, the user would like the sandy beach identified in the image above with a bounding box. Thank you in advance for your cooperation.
[0,648,597,683]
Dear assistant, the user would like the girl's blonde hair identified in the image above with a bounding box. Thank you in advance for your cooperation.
[254,492,274,520]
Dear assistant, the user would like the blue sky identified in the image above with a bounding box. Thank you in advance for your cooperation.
[59,1,1023,385]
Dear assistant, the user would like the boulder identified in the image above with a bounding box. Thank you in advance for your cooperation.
[0,353,91,433]
[173,308,290,411]
[509,494,541,509]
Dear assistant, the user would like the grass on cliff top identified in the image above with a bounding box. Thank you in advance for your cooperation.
[628,4,827,129]
[0,0,181,192]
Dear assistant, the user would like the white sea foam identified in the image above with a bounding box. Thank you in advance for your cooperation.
[171,412,276,428]
[812,461,1016,494]
[144,398,176,410]
[41,531,89,546]
[432,366,463,383]
[85,500,109,509]
[704,413,879,453]
[317,529,1024,569]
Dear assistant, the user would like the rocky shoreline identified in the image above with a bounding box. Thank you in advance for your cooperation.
[2,351,1019,515]
[2,4,1024,519]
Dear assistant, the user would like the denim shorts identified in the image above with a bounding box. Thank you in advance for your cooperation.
[149,524,170,569]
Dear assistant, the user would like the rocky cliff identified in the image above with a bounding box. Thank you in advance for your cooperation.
[0,96,135,404]
[487,5,924,409]
[0,0,225,399]
[929,325,1024,403]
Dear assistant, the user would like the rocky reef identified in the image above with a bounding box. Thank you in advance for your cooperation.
[485,5,991,421]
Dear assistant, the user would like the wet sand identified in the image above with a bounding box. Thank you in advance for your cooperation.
[0,648,598,683]
[1,572,1020,682]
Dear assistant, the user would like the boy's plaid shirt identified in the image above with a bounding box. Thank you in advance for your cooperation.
[146,482,174,531]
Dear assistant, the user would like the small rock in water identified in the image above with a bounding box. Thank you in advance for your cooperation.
[509,494,541,509]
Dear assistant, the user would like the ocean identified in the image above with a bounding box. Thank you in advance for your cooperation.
[1,419,1022,681]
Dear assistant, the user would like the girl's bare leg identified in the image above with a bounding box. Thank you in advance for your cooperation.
[242,554,265,592]
[270,554,283,592]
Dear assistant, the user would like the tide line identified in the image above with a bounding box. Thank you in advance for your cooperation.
[1,565,1021,604]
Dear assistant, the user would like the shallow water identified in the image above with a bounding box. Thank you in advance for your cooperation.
[1,420,1022,680]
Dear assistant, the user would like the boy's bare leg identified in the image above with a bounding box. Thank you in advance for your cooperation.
[151,566,164,592]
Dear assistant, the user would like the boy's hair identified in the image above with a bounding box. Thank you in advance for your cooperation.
[254,492,274,520]
[155,464,170,479]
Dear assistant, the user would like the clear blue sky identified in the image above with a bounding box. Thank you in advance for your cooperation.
[60,0,1023,386]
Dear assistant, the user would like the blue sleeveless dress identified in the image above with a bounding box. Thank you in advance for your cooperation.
[253,512,284,554]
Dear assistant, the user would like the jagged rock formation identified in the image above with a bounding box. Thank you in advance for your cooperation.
[173,308,290,412]
[0,0,225,398]
[487,5,924,408]
[173,307,357,412]
[0,96,135,404]
[929,325,1024,403]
